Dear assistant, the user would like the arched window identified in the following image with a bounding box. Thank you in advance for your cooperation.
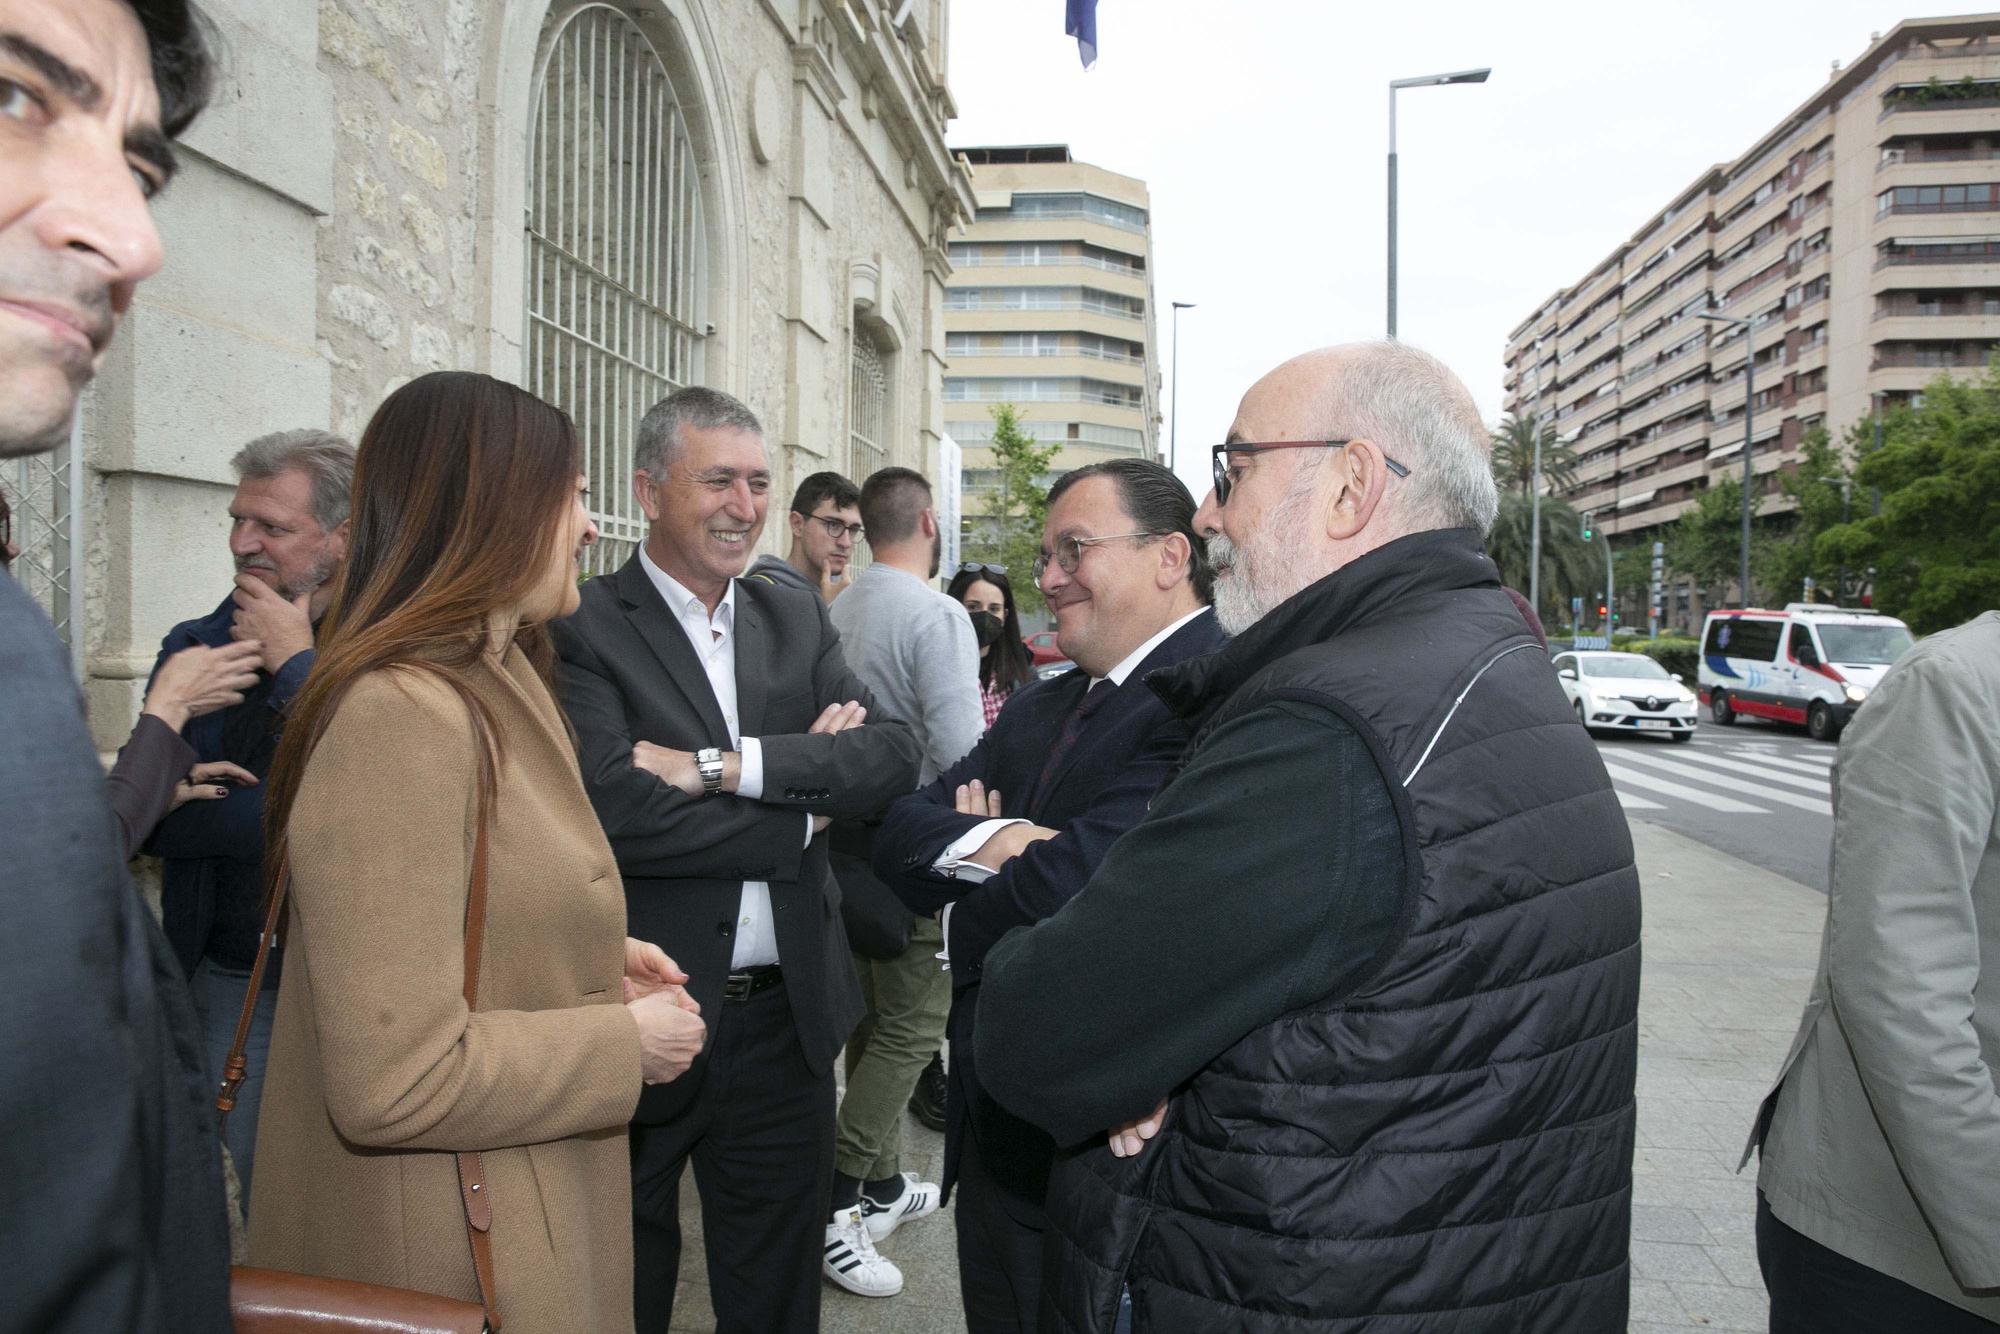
[849,326,892,483]
[527,4,706,572]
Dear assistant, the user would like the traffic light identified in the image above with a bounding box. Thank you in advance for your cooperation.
[1598,604,1608,617]
[1581,513,1595,541]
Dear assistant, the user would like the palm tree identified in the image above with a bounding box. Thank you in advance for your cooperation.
[1489,412,1578,497]
[1486,490,1600,626]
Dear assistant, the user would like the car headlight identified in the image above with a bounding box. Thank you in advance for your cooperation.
[1843,684,1868,704]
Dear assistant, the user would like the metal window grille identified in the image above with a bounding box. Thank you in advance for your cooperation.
[526,4,705,574]
[849,331,890,481]
[6,414,84,662]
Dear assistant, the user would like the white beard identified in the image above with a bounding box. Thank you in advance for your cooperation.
[1207,479,1324,635]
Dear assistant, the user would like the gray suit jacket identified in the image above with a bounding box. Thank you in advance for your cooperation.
[0,573,230,1331]
[1747,611,2000,1319]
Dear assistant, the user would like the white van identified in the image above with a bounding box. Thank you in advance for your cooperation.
[1698,603,1915,741]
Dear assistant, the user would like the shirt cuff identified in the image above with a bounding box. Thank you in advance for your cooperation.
[933,817,1029,884]
[938,902,953,973]
[736,736,764,800]
[270,647,315,705]
[802,813,814,849]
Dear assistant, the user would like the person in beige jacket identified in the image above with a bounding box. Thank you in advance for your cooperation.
[248,371,706,1333]
[1746,610,2000,1331]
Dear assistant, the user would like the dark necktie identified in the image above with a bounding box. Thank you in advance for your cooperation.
[1033,678,1116,807]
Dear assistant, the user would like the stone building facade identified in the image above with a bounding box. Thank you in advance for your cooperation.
[43,0,973,747]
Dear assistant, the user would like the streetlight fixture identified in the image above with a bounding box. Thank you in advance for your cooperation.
[1819,473,1854,603]
[1695,308,1756,607]
[1387,67,1490,339]
[1169,301,1195,474]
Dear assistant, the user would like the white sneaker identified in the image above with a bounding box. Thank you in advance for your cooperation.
[859,1173,942,1242]
[823,1204,903,1297]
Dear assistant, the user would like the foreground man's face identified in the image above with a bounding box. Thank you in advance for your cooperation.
[0,0,168,458]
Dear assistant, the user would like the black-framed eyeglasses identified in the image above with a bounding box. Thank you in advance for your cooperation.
[958,561,1008,577]
[1031,531,1161,584]
[1210,440,1411,508]
[799,510,864,541]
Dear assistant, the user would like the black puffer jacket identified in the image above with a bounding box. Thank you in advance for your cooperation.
[1039,528,1642,1333]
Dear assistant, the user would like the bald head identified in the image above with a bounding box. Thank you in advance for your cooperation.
[1196,341,1498,634]
[1230,341,1496,536]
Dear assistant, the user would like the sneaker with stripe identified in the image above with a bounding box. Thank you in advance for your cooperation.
[859,1172,942,1242]
[823,1204,903,1297]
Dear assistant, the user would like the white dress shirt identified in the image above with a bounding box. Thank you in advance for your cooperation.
[638,546,786,969]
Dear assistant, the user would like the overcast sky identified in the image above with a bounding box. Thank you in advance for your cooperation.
[945,0,1920,497]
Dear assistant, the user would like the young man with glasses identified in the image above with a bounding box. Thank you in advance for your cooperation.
[975,343,1641,1333]
[749,469,863,603]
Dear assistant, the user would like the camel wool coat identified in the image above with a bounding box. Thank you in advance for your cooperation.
[248,646,644,1334]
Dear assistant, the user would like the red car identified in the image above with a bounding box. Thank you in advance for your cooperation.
[1024,630,1065,665]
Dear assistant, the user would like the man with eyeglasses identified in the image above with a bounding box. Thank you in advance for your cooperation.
[874,458,1221,1333]
[748,469,863,603]
[975,343,1641,1333]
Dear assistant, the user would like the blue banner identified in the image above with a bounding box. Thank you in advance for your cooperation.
[1066,0,1098,67]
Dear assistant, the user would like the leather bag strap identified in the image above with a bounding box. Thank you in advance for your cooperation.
[221,820,503,1331]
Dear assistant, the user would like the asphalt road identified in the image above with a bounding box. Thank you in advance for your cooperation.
[1591,716,1836,893]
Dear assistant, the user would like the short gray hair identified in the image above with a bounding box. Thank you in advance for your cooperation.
[230,428,356,533]
[1329,342,1499,536]
[635,386,764,478]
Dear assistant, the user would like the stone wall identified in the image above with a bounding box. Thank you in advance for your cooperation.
[74,0,971,750]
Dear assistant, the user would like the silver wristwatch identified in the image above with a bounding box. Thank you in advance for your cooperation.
[696,746,724,797]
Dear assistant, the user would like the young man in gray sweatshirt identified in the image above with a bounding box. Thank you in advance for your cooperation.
[819,466,982,1297]
[747,470,861,602]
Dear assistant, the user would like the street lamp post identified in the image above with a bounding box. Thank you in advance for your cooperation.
[1169,301,1195,474]
[1820,473,1854,603]
[1695,309,1755,607]
[1387,67,1490,339]
[1527,343,1547,619]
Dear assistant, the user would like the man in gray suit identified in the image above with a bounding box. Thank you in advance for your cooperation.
[554,386,921,1333]
[0,1,231,1330]
[1747,610,2000,1331]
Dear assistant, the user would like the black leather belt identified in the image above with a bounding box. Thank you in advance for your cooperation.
[722,964,782,1002]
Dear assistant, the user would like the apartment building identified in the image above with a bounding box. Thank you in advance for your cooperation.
[944,146,1162,537]
[1503,14,2000,583]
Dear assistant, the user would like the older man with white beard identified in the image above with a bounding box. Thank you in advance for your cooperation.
[976,342,1642,1334]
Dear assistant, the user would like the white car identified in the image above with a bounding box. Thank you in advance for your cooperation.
[1554,650,1699,742]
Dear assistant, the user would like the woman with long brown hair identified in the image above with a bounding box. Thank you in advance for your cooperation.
[247,372,704,1332]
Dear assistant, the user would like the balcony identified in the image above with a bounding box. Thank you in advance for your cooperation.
[1870,344,1997,369]
[1875,237,2000,269]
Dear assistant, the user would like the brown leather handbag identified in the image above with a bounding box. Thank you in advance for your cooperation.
[218,823,502,1333]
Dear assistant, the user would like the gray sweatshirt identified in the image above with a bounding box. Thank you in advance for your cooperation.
[828,563,983,785]
[745,553,815,595]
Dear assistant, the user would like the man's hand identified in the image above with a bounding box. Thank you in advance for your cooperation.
[230,573,314,673]
[819,563,849,604]
[954,779,1005,819]
[632,741,702,796]
[957,778,1058,871]
[141,641,265,732]
[808,700,867,735]
[168,760,258,812]
[628,989,707,1084]
[811,814,832,835]
[623,937,700,1012]
[1108,1099,1168,1158]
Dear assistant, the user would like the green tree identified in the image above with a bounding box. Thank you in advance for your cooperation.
[1757,428,1853,606]
[1489,412,1579,496]
[963,403,1060,614]
[1484,490,1600,625]
[1667,473,1773,607]
[1817,366,2000,633]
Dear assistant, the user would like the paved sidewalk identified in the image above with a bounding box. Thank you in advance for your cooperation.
[664,818,1828,1333]
[1624,818,1825,1332]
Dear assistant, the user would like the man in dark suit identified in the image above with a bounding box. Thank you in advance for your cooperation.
[874,459,1222,1333]
[0,2,230,1330]
[553,385,920,1334]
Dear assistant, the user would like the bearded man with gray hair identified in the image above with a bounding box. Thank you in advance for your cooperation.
[977,342,1642,1332]
[140,427,354,1203]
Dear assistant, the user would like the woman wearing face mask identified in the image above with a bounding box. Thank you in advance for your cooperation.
[946,564,1033,731]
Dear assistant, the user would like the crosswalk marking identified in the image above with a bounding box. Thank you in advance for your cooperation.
[1616,791,1667,812]
[1600,761,1771,814]
[1708,743,1832,772]
[1641,750,1831,796]
[1611,752,1834,817]
[1708,750,1836,782]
